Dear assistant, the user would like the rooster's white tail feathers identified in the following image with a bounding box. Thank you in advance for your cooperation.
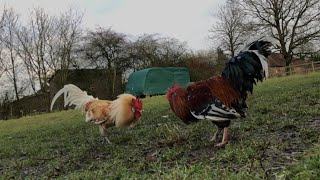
[50,84,96,111]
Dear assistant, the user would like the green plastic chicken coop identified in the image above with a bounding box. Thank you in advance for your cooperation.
[126,67,190,97]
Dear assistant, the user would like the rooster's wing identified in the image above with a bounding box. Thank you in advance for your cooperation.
[84,100,113,124]
[186,83,240,121]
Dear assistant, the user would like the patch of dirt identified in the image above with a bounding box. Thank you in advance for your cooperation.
[308,118,320,126]
[185,146,217,163]
[138,116,320,178]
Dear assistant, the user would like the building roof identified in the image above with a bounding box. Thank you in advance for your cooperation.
[48,69,106,83]
[268,53,305,67]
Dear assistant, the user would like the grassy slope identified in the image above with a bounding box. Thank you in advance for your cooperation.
[0,72,320,179]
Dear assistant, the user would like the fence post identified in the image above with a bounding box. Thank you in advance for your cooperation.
[311,61,315,72]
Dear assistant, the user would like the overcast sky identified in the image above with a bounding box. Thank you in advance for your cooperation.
[1,0,225,50]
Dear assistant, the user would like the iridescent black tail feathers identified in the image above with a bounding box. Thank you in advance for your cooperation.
[222,37,276,94]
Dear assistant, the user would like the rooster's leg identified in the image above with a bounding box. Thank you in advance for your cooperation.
[104,136,112,144]
[210,127,222,143]
[99,125,112,144]
[215,127,228,147]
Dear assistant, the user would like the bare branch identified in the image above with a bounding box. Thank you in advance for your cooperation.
[240,0,320,65]
[209,0,253,56]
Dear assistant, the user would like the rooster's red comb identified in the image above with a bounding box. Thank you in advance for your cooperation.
[133,97,143,110]
[171,84,180,90]
[166,84,180,101]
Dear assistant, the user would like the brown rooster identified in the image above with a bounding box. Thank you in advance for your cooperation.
[166,37,276,147]
[50,84,143,144]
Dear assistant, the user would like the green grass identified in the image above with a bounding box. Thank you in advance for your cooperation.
[277,145,320,180]
[1,72,320,179]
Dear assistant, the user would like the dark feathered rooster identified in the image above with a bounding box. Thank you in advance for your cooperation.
[166,37,276,147]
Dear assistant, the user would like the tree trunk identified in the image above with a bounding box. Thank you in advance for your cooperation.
[284,54,292,76]
[11,58,19,102]
[112,69,116,95]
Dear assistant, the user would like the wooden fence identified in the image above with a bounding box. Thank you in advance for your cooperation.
[269,61,320,78]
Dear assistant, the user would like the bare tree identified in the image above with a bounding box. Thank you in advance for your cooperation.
[47,8,83,86]
[127,34,161,70]
[14,8,84,110]
[240,0,320,66]
[0,9,6,79]
[157,37,189,66]
[127,34,189,70]
[209,0,253,57]
[79,27,127,69]
[78,27,129,96]
[0,8,21,102]
[16,8,56,97]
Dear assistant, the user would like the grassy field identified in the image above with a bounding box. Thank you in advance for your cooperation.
[1,72,320,179]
